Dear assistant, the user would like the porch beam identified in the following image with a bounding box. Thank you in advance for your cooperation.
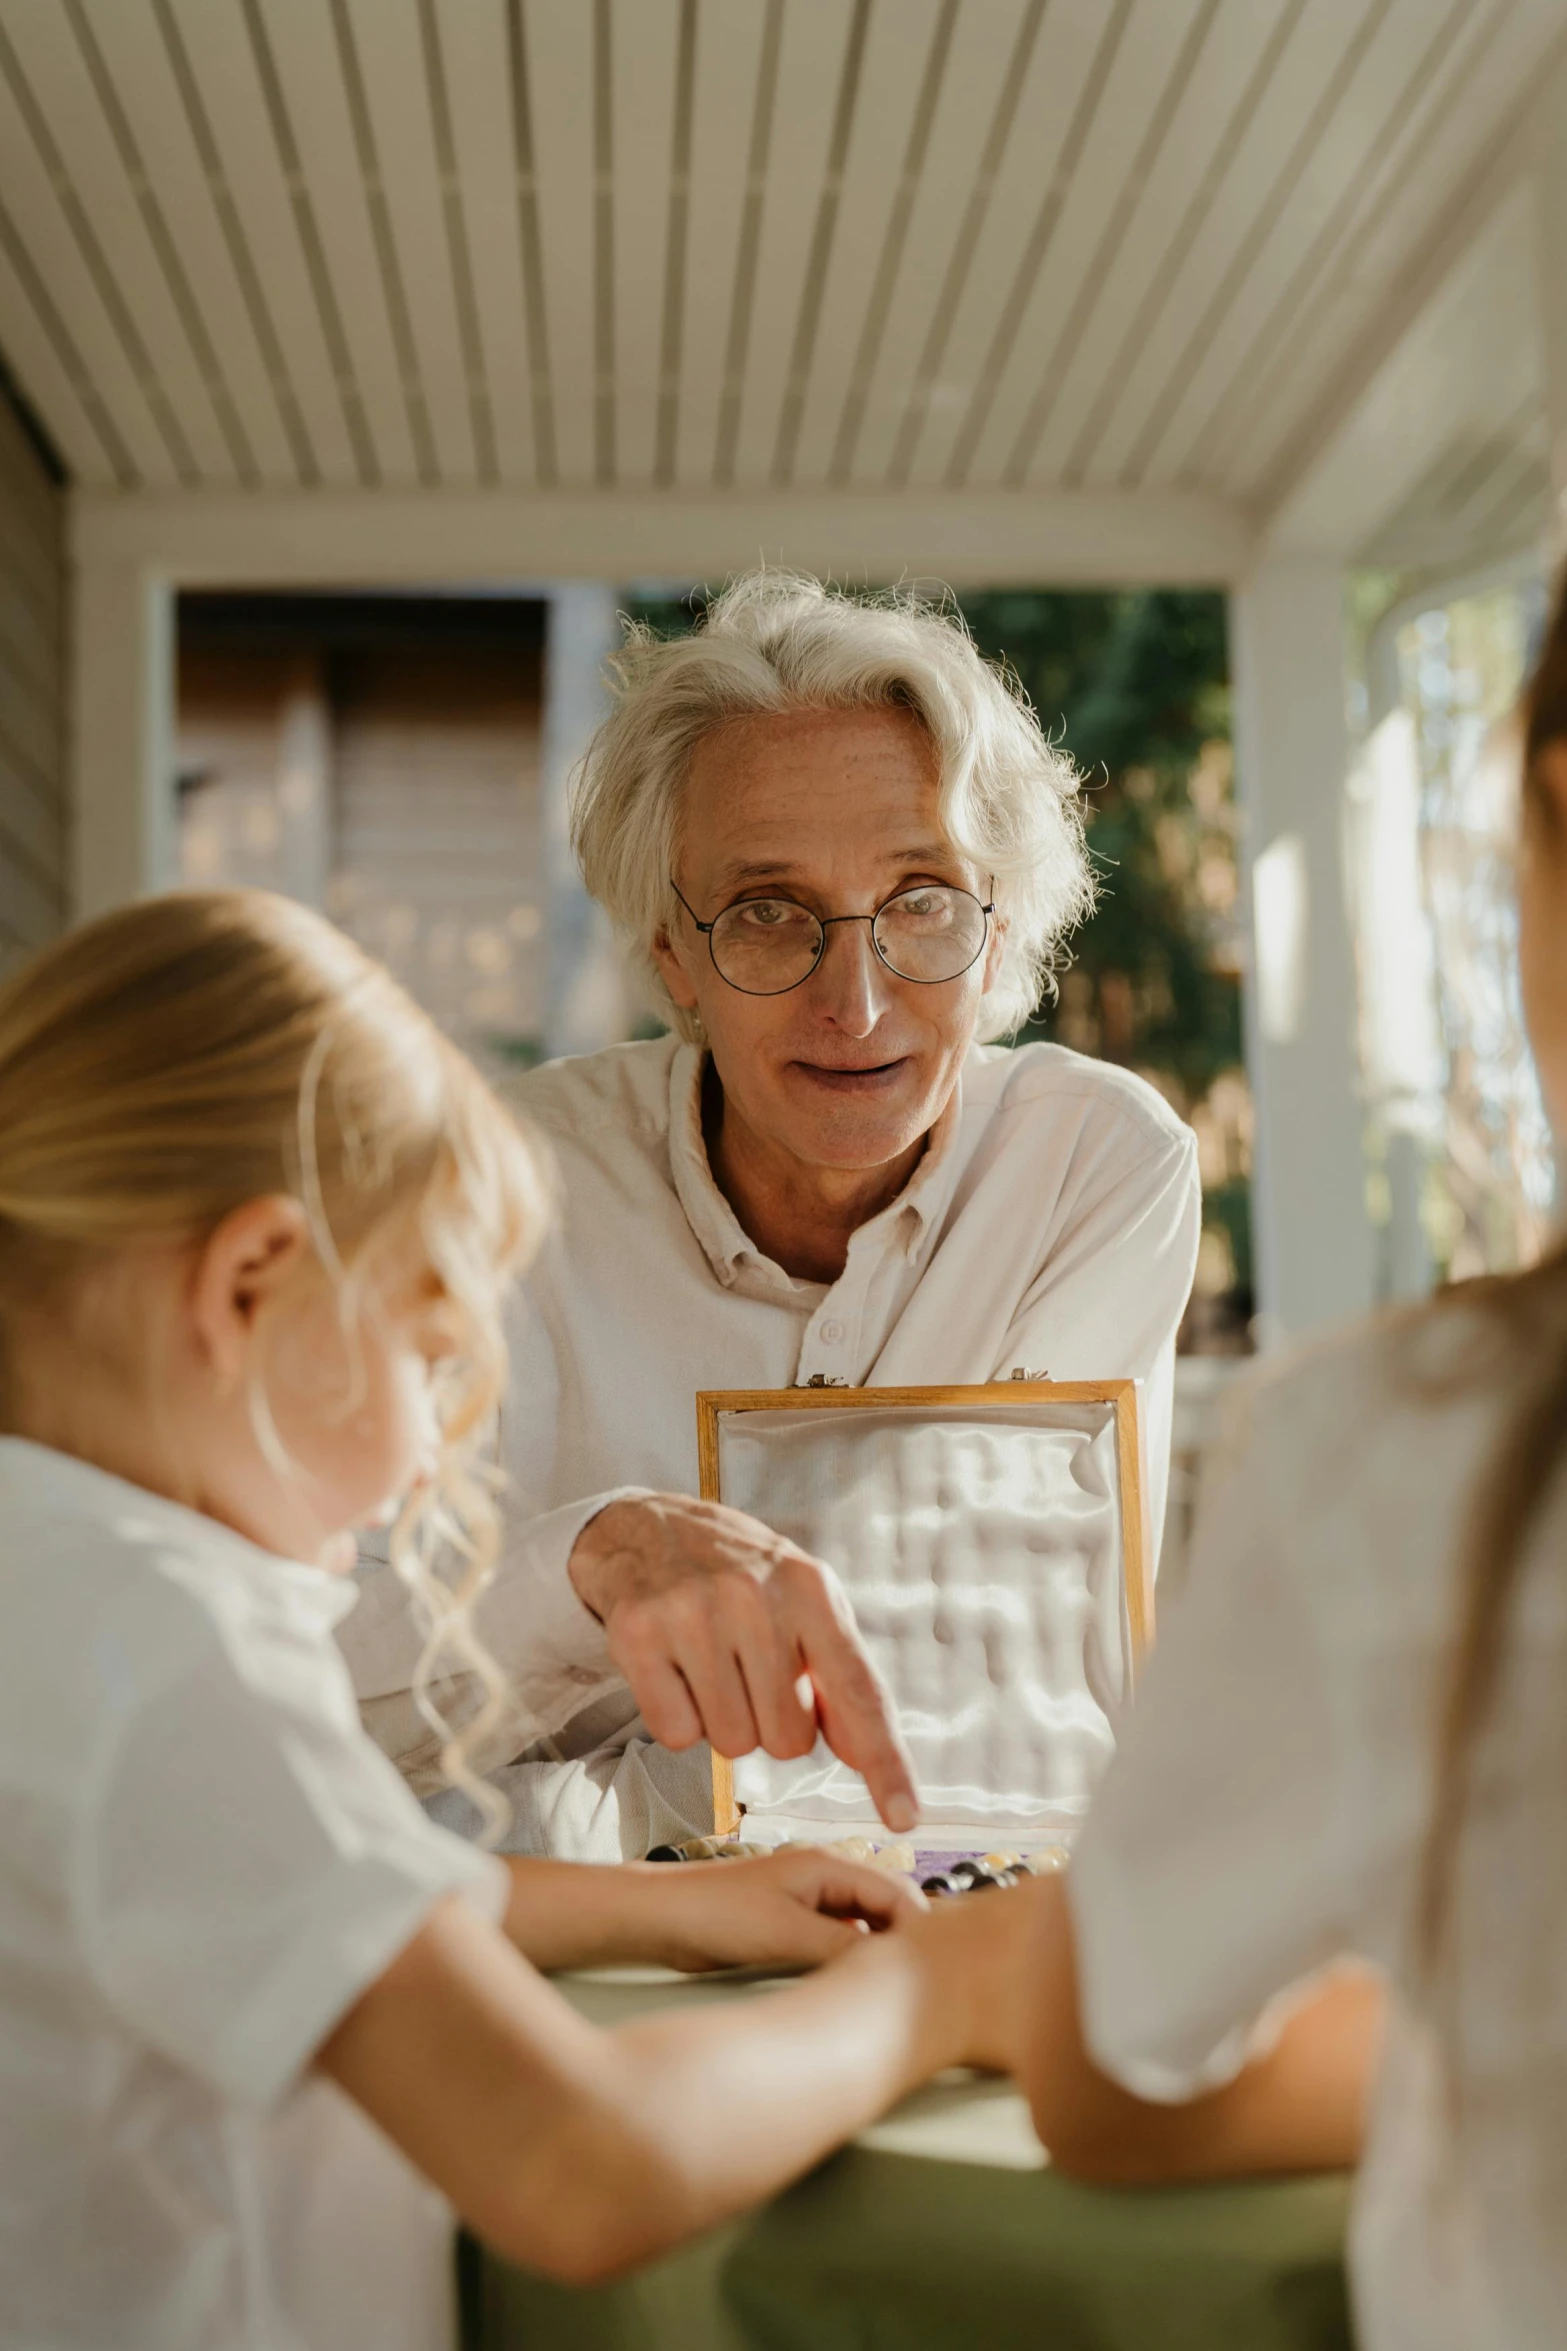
[69,485,1255,593]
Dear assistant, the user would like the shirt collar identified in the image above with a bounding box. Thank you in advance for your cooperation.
[0,1436,360,1632]
[665,1041,968,1290]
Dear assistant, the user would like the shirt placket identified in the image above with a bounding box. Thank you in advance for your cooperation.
[792,1224,901,1388]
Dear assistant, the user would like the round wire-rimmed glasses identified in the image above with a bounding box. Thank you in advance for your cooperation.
[670,877,995,997]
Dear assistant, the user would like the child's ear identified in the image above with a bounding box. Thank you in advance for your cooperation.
[190,1196,312,1388]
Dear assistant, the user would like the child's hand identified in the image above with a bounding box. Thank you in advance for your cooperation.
[643,1848,927,1974]
[903,1877,1051,2075]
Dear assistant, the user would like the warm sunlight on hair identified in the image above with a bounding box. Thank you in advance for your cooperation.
[0,889,552,1839]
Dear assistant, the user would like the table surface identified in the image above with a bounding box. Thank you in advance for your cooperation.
[461,1966,1354,2351]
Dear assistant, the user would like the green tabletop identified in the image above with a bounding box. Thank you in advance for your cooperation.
[460,1968,1353,2351]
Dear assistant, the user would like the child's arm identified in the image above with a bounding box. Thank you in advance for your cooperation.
[497,1846,922,1974]
[1022,1873,1382,2183]
[317,1880,1028,2285]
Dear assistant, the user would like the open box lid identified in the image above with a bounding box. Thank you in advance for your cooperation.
[696,1380,1152,1846]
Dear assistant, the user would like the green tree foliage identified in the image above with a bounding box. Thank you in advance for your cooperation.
[956,590,1238,1095]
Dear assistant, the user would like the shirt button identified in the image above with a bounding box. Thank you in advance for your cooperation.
[821,1319,844,1344]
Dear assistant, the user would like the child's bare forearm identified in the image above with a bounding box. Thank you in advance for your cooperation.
[321,1891,1013,2287]
[596,1930,953,2250]
[500,1856,680,1971]
[1023,1874,1382,2184]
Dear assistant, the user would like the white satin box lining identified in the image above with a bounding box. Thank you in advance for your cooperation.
[717,1403,1133,1845]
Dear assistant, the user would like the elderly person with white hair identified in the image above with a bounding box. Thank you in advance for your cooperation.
[344,573,1201,1858]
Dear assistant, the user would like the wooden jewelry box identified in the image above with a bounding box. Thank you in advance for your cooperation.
[694,1379,1152,1851]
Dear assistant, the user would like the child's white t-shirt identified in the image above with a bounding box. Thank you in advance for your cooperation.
[0,1437,508,2351]
[1070,1306,1567,2351]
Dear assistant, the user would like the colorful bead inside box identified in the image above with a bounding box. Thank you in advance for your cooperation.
[670,1382,1152,1872]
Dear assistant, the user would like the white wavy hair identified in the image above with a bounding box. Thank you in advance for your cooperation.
[571,571,1094,1043]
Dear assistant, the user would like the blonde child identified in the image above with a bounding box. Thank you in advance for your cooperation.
[0,891,1026,2351]
[1020,573,1567,2349]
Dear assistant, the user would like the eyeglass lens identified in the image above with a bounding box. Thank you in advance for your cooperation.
[708,886,987,995]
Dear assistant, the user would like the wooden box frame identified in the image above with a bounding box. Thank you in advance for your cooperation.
[695,1379,1152,1838]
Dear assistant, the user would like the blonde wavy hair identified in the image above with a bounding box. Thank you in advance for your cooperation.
[0,890,550,1843]
[572,570,1095,1040]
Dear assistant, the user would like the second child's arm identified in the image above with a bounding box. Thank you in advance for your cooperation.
[317,1882,1026,2286]
[1023,1873,1382,2183]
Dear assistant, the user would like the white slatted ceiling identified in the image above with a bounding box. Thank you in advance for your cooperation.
[784,0,948,489]
[726,0,857,486]
[608,0,682,490]
[434,0,537,487]
[0,0,1557,561]
[344,0,481,486]
[1227,0,1540,498]
[833,0,1029,491]
[1029,0,1299,492]
[672,0,770,488]
[161,0,360,486]
[0,0,235,484]
[258,0,422,484]
[1148,0,1482,489]
[893,0,1130,490]
[73,0,293,485]
[970,0,1214,489]
[0,11,174,485]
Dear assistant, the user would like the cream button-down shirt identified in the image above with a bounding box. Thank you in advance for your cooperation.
[343,1035,1201,1856]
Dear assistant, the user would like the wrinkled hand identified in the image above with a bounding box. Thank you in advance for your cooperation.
[642,1846,927,1974]
[570,1493,919,1833]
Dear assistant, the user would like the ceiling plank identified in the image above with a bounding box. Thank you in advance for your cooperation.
[798,0,1019,491]
[725,0,858,486]
[1229,0,1559,498]
[781,0,949,487]
[75,0,300,487]
[962,0,1214,488]
[1145,0,1485,490]
[899,0,1125,489]
[162,0,359,486]
[0,222,118,483]
[255,0,422,485]
[1265,180,1540,556]
[672,0,771,488]
[342,0,481,486]
[519,0,596,486]
[432,0,537,487]
[0,26,176,485]
[609,0,682,487]
[0,0,238,484]
[1081,0,1383,489]
[1022,0,1296,490]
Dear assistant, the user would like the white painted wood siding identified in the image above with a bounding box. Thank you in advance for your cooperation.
[0,388,64,975]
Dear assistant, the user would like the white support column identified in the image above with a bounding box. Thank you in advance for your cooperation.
[1530,51,1567,546]
[273,658,334,910]
[1231,558,1373,1339]
[541,583,628,1058]
[69,558,176,918]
